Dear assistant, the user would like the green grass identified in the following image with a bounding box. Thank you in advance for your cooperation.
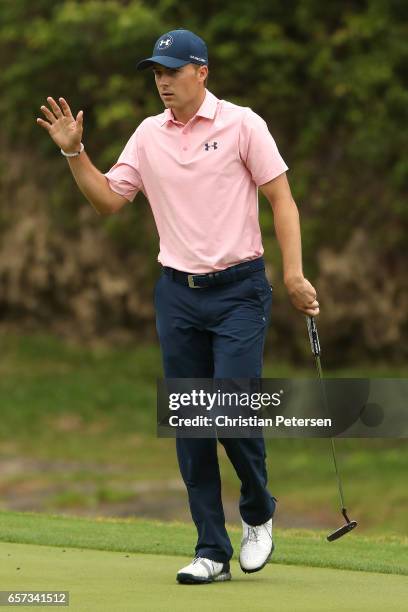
[1,512,408,612]
[2,544,407,612]
[0,511,407,575]
[0,332,407,534]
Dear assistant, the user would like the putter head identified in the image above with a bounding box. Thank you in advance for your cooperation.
[327,520,358,542]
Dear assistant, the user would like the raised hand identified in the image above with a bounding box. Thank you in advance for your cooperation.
[37,97,83,154]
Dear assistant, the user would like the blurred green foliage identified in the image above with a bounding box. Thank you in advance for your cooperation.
[1,0,407,245]
[0,1,407,361]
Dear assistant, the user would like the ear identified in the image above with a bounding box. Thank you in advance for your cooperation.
[197,65,208,83]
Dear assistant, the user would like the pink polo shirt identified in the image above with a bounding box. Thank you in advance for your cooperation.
[104,89,288,273]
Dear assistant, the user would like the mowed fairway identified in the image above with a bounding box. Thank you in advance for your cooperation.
[1,512,407,612]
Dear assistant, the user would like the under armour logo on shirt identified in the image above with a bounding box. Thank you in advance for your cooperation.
[204,142,218,151]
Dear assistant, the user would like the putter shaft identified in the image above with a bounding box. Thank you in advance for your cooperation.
[306,316,357,539]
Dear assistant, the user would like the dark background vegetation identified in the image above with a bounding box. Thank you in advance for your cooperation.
[1,0,407,364]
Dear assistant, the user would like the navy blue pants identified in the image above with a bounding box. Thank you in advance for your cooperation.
[154,256,276,563]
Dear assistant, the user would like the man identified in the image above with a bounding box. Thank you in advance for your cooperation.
[37,28,319,584]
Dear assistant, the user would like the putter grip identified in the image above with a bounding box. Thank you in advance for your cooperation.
[306,316,321,356]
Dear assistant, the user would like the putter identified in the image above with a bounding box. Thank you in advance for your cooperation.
[306,315,358,542]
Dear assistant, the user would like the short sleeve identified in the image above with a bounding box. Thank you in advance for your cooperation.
[103,128,143,202]
[239,108,289,186]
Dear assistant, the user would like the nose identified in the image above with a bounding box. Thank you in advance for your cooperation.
[156,73,169,86]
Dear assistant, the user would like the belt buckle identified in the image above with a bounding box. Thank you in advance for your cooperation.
[188,274,202,289]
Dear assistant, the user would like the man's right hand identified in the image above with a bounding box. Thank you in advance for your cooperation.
[37,97,83,154]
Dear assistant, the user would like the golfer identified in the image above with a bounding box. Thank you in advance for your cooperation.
[37,28,319,584]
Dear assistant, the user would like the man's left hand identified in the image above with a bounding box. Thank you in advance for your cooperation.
[285,276,320,316]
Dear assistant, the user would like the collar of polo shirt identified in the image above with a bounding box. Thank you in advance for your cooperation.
[159,89,217,126]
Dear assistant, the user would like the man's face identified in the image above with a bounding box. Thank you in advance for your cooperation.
[152,63,207,111]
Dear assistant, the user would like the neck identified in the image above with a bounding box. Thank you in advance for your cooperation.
[172,89,206,124]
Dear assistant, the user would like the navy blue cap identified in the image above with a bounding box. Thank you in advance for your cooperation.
[136,29,208,71]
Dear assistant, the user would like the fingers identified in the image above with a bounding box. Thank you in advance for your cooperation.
[36,117,51,132]
[303,297,319,315]
[304,298,319,316]
[37,96,78,132]
[46,96,63,118]
[39,104,56,123]
[39,96,63,124]
[304,306,320,316]
[290,296,319,316]
[304,279,317,300]
[36,97,83,143]
[59,97,74,119]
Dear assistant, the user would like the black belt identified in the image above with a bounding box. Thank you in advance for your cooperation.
[163,256,265,289]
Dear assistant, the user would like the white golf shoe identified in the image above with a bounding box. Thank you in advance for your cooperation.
[239,517,274,573]
[177,556,231,584]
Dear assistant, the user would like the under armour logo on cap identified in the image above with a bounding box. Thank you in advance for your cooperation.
[158,36,173,49]
[136,29,208,71]
[204,142,218,150]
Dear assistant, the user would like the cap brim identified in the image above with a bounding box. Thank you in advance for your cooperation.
[136,56,190,71]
